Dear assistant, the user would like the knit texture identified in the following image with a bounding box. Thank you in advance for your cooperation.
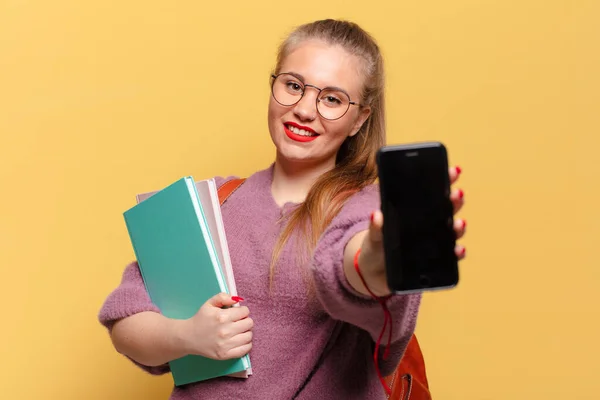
[98,164,421,399]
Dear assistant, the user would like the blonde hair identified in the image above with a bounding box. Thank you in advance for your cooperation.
[269,19,386,288]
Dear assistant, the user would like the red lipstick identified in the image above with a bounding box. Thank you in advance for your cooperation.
[283,121,319,143]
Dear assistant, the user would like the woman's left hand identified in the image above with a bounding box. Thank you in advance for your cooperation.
[353,166,467,297]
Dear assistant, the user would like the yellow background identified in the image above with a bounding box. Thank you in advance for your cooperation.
[1,1,598,399]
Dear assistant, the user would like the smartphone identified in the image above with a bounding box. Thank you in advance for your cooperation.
[376,142,459,293]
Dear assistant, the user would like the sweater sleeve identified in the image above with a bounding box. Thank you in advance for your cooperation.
[97,261,171,375]
[310,184,422,374]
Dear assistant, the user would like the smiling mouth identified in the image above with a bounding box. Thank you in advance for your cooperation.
[285,124,319,137]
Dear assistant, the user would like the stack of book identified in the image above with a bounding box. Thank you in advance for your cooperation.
[123,177,252,386]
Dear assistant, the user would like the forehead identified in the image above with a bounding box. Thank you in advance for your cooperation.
[279,40,364,96]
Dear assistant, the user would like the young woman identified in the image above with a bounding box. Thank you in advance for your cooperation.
[98,19,467,399]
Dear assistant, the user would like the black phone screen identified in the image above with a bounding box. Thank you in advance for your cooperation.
[377,142,459,293]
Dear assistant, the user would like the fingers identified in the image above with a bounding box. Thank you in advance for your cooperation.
[368,210,384,243]
[215,305,250,327]
[453,218,466,239]
[448,165,465,214]
[455,244,467,260]
[208,292,239,308]
[449,166,461,184]
[232,316,254,333]
[226,342,253,359]
[450,166,466,258]
[450,188,465,214]
[216,316,253,339]
[229,330,253,349]
[219,322,254,360]
[226,305,250,322]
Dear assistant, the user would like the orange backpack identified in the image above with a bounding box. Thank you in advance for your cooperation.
[217,178,432,400]
[383,335,432,400]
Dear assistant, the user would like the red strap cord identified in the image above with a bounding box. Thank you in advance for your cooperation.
[354,248,393,396]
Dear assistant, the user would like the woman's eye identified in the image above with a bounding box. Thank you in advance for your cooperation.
[286,82,303,92]
[324,96,342,105]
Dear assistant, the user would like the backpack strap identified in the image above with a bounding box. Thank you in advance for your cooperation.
[217,178,246,205]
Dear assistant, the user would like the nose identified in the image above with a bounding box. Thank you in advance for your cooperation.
[293,88,318,122]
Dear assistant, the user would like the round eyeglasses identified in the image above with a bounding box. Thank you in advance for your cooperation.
[270,73,362,121]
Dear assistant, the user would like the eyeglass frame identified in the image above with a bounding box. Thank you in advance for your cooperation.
[270,72,364,121]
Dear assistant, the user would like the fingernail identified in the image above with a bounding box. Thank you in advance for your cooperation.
[231,296,244,302]
[462,219,467,229]
[458,189,464,199]
[456,166,462,175]
[370,211,375,222]
[460,247,466,257]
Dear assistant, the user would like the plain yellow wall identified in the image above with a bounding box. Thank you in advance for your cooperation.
[1,1,598,399]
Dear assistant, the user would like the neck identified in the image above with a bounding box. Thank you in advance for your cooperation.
[271,154,335,206]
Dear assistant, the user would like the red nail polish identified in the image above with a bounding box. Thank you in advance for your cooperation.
[458,189,464,199]
[370,212,375,222]
[460,248,466,257]
[231,296,244,302]
[456,166,462,175]
[462,220,467,229]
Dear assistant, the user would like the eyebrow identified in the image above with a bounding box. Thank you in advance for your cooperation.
[286,71,306,82]
[283,71,351,97]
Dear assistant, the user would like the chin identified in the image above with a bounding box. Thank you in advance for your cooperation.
[276,146,315,164]
[275,142,338,170]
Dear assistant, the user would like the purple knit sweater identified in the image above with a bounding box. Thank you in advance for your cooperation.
[98,164,421,399]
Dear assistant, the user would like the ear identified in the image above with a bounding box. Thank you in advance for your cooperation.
[349,106,371,137]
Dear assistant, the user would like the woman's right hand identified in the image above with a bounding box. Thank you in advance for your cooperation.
[181,293,254,360]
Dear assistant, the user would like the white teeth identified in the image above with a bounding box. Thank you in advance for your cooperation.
[288,125,316,137]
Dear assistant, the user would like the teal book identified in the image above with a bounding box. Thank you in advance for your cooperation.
[123,176,251,386]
